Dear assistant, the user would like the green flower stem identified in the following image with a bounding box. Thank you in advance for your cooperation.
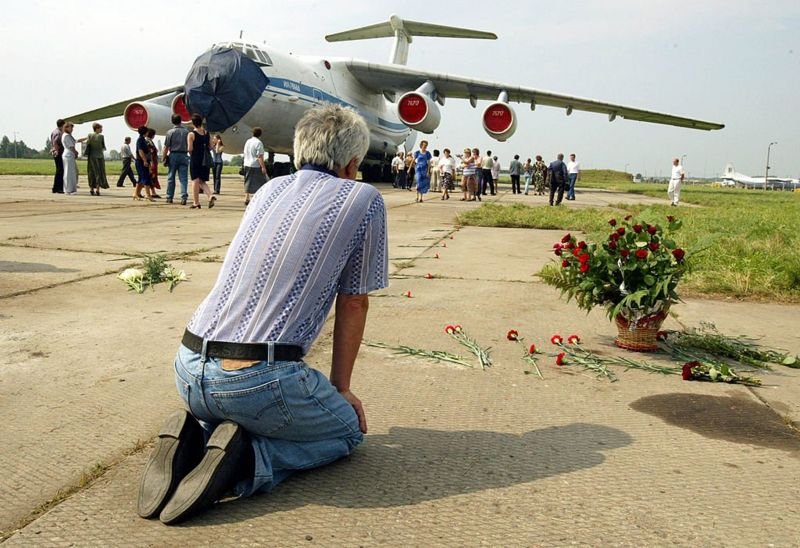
[364,341,475,368]
[511,338,543,379]
[449,329,492,369]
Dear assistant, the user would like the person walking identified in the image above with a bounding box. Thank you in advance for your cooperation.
[439,148,456,200]
[668,157,685,206]
[146,128,162,198]
[430,149,441,193]
[481,151,495,196]
[523,158,533,195]
[61,122,79,195]
[187,114,215,209]
[133,126,155,201]
[548,153,569,206]
[508,154,522,194]
[137,104,387,525]
[533,155,548,196]
[163,115,190,205]
[566,153,580,200]
[117,137,137,187]
[211,134,224,195]
[50,119,65,194]
[84,123,109,196]
[490,155,500,195]
[391,151,405,189]
[243,127,268,206]
[410,140,432,203]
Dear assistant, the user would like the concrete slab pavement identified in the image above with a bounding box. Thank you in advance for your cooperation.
[1,177,798,545]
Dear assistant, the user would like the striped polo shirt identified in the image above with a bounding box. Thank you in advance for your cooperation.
[187,166,388,354]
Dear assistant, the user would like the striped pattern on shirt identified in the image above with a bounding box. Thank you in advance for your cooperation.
[187,169,388,353]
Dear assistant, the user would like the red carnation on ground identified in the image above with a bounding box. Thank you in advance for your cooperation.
[572,247,581,257]
[405,290,412,298]
[616,227,626,236]
[556,352,566,366]
[567,334,581,344]
[561,233,571,243]
[561,259,569,268]
[656,330,670,341]
[635,249,648,260]
[624,214,633,221]
[564,241,574,249]
[445,325,456,334]
[609,219,617,226]
[620,249,630,258]
[553,243,562,249]
[633,224,643,233]
[424,273,433,279]
[648,242,659,251]
[435,253,440,259]
[608,240,618,250]
[682,361,700,380]
[507,329,519,341]
[579,263,589,273]
[647,225,657,235]
[554,248,563,256]
[578,253,590,264]
[528,343,537,354]
[454,325,462,332]
[672,248,686,262]
[609,232,620,241]
[577,241,587,249]
[550,334,563,345]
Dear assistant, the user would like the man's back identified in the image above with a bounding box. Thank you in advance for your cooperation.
[549,159,567,182]
[165,126,189,152]
[188,169,387,353]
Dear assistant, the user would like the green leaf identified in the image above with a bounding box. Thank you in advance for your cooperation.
[644,275,655,286]
[782,356,797,366]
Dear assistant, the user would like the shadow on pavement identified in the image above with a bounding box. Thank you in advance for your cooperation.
[192,423,632,525]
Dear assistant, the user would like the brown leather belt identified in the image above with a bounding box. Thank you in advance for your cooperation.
[181,330,304,362]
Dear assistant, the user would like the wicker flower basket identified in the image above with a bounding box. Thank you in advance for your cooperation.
[613,307,669,352]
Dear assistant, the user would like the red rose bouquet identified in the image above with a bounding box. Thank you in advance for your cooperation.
[540,215,692,322]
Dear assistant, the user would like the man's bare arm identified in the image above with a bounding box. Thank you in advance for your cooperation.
[330,292,369,433]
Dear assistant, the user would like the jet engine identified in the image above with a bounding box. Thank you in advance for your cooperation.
[171,93,191,123]
[123,102,174,135]
[397,92,441,134]
[482,102,517,142]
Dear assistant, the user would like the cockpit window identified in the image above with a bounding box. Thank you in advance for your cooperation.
[211,42,272,67]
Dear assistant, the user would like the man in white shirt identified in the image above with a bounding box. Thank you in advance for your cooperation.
[243,127,268,206]
[430,149,441,192]
[566,153,580,201]
[391,151,405,188]
[116,136,137,187]
[668,158,685,206]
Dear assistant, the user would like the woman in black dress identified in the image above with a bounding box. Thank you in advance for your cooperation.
[187,114,215,209]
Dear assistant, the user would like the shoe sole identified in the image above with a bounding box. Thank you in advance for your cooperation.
[159,421,244,525]
[137,410,202,519]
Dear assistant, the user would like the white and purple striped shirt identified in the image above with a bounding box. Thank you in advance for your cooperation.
[187,166,388,353]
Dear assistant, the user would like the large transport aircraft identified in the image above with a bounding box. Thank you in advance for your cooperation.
[720,164,799,190]
[65,15,724,180]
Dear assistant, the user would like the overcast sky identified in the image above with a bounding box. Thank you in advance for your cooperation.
[2,0,798,178]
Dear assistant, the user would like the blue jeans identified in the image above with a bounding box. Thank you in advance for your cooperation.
[567,173,578,199]
[173,345,363,496]
[166,154,189,201]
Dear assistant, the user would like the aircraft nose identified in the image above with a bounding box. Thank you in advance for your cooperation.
[183,47,269,132]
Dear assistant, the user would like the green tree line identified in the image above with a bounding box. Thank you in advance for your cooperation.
[0,135,51,159]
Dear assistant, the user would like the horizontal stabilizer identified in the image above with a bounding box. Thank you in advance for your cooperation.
[326,15,497,42]
[326,15,496,65]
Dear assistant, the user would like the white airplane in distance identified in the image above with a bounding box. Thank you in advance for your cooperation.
[720,164,799,190]
[66,15,724,180]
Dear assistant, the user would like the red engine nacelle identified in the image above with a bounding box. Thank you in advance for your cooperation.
[397,92,441,134]
[171,93,191,123]
[482,102,517,141]
[123,101,173,133]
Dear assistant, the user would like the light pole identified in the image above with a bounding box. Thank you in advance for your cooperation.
[765,141,777,191]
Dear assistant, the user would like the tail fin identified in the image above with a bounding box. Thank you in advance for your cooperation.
[724,163,735,177]
[325,14,497,65]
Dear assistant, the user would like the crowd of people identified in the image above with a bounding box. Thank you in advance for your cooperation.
[49,115,235,209]
[391,145,583,206]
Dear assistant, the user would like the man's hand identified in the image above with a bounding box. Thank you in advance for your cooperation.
[339,389,367,433]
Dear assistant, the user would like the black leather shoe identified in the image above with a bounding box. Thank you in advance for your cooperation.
[180,198,187,206]
[137,410,205,519]
[160,421,247,525]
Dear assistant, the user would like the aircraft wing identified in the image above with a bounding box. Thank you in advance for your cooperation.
[343,60,724,131]
[63,85,184,124]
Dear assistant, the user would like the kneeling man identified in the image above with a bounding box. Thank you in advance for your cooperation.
[138,104,388,524]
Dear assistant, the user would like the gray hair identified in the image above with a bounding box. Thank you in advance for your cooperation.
[293,104,370,171]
